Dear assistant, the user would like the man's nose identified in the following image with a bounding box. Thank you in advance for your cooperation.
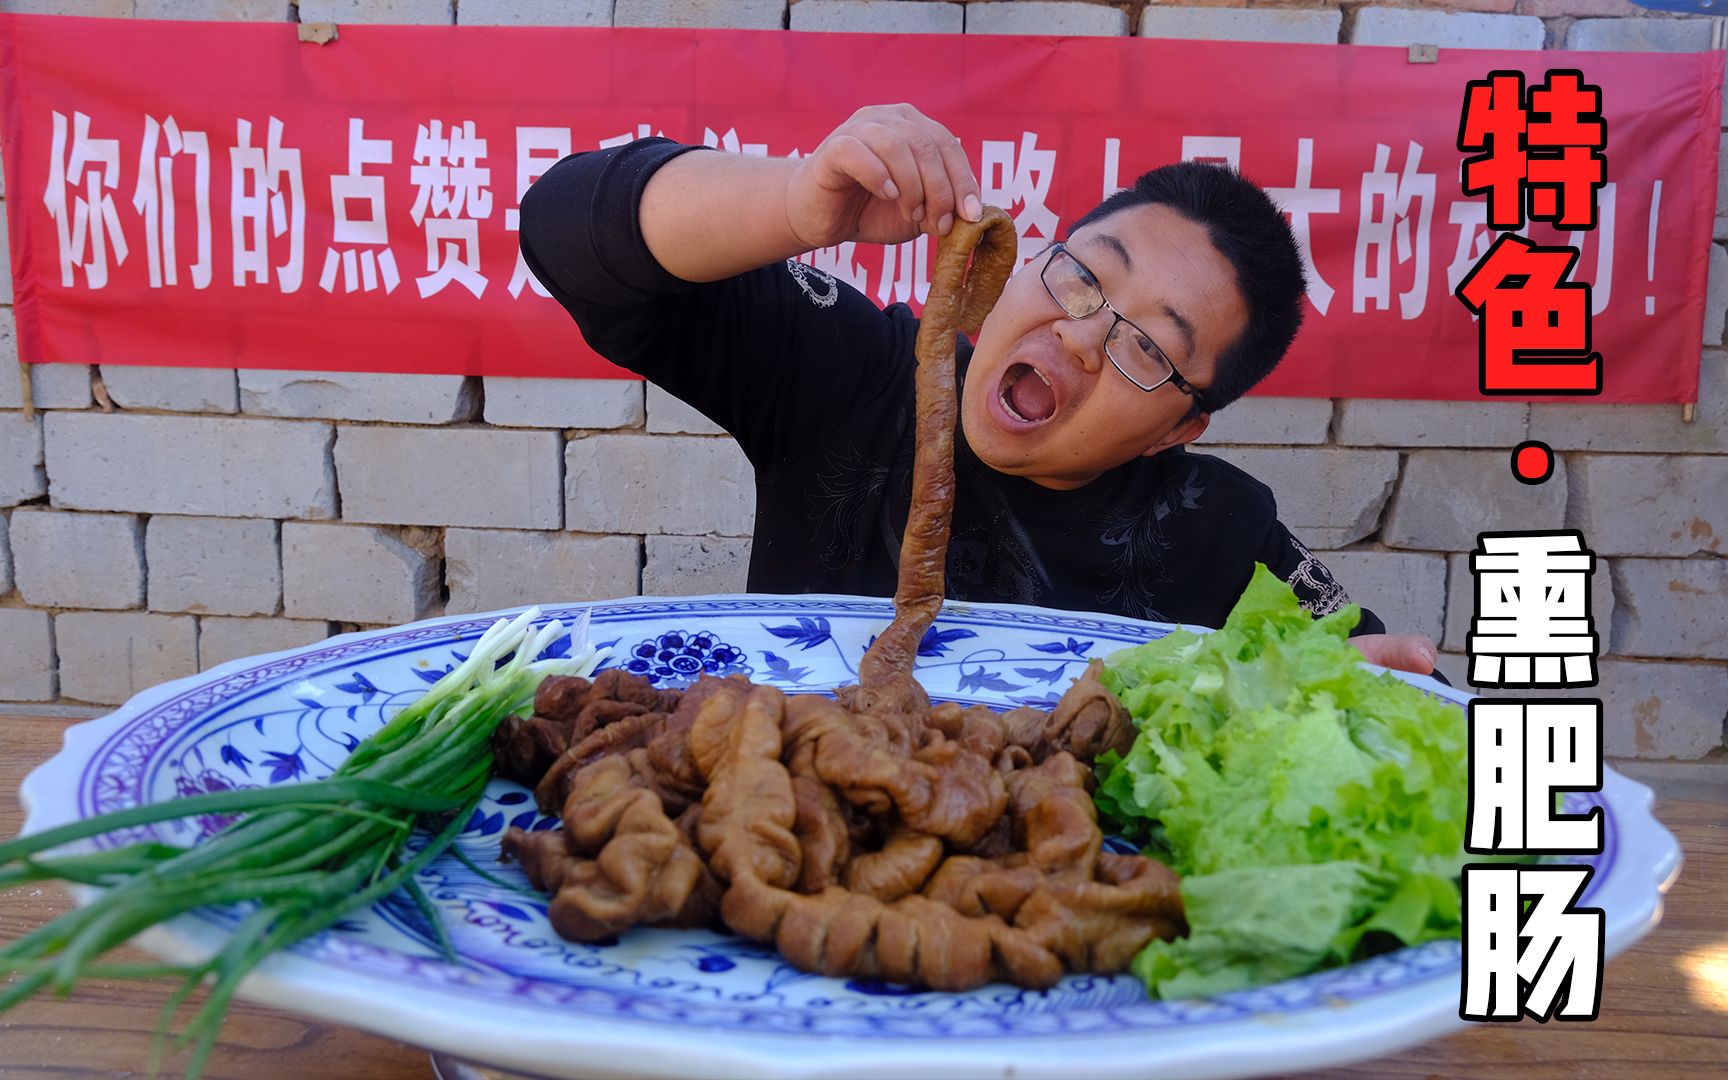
[1051,314,1107,374]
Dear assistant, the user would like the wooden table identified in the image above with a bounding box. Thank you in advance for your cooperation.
[3,711,1723,1079]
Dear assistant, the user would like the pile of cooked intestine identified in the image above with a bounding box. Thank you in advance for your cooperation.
[492,209,1186,993]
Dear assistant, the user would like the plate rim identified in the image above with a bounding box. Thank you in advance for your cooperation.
[15,593,1683,1080]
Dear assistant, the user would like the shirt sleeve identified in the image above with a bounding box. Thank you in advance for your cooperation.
[1257,521,1388,637]
[517,137,915,479]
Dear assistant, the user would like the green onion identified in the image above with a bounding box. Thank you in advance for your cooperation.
[0,606,606,1079]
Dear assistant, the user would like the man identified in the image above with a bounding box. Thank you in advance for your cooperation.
[521,104,1439,675]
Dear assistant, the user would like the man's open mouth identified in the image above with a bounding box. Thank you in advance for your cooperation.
[999,363,1057,424]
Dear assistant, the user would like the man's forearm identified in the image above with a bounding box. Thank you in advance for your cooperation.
[640,150,807,283]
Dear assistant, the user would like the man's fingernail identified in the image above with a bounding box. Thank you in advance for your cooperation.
[1418,646,1437,668]
[912,206,925,222]
[938,212,954,234]
[964,194,982,220]
[883,179,900,200]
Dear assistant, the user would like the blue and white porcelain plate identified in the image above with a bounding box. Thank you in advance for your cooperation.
[19,595,1681,1080]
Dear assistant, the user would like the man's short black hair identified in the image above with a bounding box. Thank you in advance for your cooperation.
[1068,161,1306,413]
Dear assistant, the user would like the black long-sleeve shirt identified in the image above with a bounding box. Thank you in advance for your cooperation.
[519,138,1383,636]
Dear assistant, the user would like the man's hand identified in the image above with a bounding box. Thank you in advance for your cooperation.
[786,103,983,250]
[1350,633,1440,676]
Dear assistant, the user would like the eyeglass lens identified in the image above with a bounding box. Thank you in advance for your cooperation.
[1045,250,1174,388]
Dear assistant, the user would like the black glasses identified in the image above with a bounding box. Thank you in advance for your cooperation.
[1040,243,1210,412]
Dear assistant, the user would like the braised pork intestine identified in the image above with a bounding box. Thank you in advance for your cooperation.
[497,210,1183,990]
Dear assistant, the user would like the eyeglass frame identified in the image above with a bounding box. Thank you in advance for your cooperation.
[1038,242,1212,414]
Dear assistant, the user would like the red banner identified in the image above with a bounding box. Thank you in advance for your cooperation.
[1,15,1719,401]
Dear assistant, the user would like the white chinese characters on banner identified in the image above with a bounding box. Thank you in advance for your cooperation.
[1268,138,1341,317]
[231,117,305,293]
[32,118,1655,327]
[703,126,768,157]
[133,115,211,290]
[981,132,1058,269]
[1568,181,1618,316]
[46,110,128,289]
[506,127,573,299]
[411,119,492,299]
[321,118,398,295]
[1355,141,1436,319]
[1445,197,1494,298]
[878,234,931,307]
[1180,135,1241,170]
[1100,137,1125,201]
[796,242,870,295]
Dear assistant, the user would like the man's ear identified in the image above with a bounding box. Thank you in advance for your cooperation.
[1140,410,1210,458]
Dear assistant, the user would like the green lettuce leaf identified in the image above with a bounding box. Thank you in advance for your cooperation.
[1099,564,1470,998]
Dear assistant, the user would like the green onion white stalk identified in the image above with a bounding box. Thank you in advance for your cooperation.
[0,607,606,1079]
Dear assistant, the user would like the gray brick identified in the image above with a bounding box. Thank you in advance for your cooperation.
[99,366,239,414]
[1191,397,1331,446]
[239,370,478,424]
[458,0,611,23]
[0,513,10,595]
[1383,450,1567,553]
[1586,659,1724,759]
[1449,657,1726,758]
[199,616,333,671]
[1335,399,1528,449]
[1566,16,1714,52]
[646,383,726,436]
[1200,447,1400,548]
[966,1,1123,36]
[1139,8,1340,46]
[0,609,54,701]
[297,0,453,23]
[0,213,8,302]
[147,516,280,617]
[45,413,336,519]
[1706,244,1728,348]
[1719,135,1727,225]
[12,510,143,610]
[0,412,45,507]
[1352,8,1543,50]
[335,426,564,528]
[615,0,785,29]
[0,358,92,411]
[282,523,440,625]
[0,0,130,12]
[1613,558,1728,661]
[567,434,756,536]
[643,534,752,596]
[483,377,644,429]
[791,0,961,33]
[56,612,199,706]
[1444,550,1615,654]
[135,0,291,17]
[1520,0,1642,13]
[1569,454,1727,557]
[1529,351,1727,454]
[1310,548,1447,642]
[444,529,639,614]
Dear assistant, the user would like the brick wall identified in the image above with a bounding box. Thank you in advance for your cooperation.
[2,1,1723,776]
